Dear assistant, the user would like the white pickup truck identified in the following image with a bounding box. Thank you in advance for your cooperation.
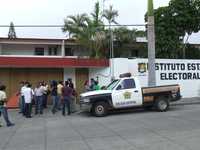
[80,73,181,117]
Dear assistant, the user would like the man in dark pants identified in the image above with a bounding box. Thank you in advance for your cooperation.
[0,85,15,127]
[24,83,33,118]
[34,83,44,115]
[51,81,58,114]
[19,81,26,116]
[62,81,72,116]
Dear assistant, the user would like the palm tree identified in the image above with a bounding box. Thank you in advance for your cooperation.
[62,2,106,58]
[103,5,118,26]
[91,1,104,28]
[62,13,89,38]
[103,5,118,58]
[103,5,118,80]
[90,1,106,58]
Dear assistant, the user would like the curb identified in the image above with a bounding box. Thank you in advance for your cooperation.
[171,98,200,106]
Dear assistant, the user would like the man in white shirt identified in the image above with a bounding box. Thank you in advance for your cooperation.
[0,85,14,127]
[23,82,33,118]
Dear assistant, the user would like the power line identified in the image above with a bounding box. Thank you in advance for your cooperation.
[0,24,147,28]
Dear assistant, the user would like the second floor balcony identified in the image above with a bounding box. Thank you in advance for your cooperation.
[0,37,90,57]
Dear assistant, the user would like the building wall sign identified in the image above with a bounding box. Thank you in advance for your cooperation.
[137,62,200,80]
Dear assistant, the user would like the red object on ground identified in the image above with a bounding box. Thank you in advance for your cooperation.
[7,93,19,109]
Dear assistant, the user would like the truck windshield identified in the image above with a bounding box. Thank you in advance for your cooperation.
[106,79,120,90]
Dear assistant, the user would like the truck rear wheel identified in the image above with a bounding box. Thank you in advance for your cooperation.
[92,102,108,117]
[155,97,169,112]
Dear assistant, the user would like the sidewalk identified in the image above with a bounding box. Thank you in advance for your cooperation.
[171,97,200,105]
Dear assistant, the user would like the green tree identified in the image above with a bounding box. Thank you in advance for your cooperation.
[103,5,118,25]
[185,44,200,59]
[103,5,118,59]
[62,13,89,38]
[90,1,106,58]
[153,6,182,58]
[8,22,17,39]
[147,0,200,59]
[113,27,146,44]
[113,27,146,57]
[62,2,106,58]
[169,0,200,58]
[91,1,104,28]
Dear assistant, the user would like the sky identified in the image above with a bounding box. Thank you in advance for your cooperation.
[0,0,199,43]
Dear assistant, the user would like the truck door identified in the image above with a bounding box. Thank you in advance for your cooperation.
[112,78,142,108]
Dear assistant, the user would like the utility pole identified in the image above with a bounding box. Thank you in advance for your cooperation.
[147,0,156,86]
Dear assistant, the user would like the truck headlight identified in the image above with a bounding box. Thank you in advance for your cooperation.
[83,98,90,103]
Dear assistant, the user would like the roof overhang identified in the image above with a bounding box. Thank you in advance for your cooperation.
[0,37,76,45]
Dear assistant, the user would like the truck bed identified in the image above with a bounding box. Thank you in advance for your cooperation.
[142,84,181,103]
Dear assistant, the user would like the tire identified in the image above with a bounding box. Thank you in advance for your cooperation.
[155,97,169,112]
[92,102,108,117]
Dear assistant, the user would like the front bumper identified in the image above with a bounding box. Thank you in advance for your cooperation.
[80,101,92,111]
[171,94,182,102]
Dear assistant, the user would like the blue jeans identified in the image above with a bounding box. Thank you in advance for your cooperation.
[62,96,71,115]
[0,106,12,126]
[35,96,43,114]
[51,96,58,113]
[43,94,48,108]
[57,95,62,110]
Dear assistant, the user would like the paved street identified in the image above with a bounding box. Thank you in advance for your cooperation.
[1,103,200,150]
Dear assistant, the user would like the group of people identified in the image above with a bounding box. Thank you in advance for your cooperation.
[0,77,102,127]
[17,78,77,118]
[50,79,76,115]
[18,81,48,118]
[84,78,101,92]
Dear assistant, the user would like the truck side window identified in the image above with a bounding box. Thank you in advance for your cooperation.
[116,85,122,90]
[121,79,136,89]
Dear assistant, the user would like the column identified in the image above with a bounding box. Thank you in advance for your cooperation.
[61,40,65,57]
[0,44,2,55]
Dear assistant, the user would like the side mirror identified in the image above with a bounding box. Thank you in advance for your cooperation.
[101,86,106,90]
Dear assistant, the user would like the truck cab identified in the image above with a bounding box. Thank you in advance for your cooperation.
[111,77,142,108]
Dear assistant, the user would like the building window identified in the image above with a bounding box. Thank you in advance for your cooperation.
[48,47,57,56]
[131,50,139,57]
[65,47,73,56]
[35,48,44,55]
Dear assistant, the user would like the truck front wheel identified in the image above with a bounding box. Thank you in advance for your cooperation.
[92,102,108,117]
[155,97,169,112]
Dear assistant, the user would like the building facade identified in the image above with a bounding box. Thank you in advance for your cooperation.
[0,37,109,108]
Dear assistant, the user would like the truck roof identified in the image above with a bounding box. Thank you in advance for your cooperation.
[119,73,132,78]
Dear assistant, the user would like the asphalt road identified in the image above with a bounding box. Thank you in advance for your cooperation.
[0,104,200,150]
